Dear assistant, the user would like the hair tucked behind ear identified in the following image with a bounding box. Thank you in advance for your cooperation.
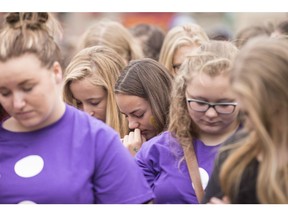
[0,12,62,68]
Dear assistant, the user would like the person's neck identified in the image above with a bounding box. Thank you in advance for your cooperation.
[199,121,240,146]
[3,101,66,132]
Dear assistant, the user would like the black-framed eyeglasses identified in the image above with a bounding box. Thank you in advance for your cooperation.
[186,98,238,114]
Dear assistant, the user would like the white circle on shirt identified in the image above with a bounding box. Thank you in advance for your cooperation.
[18,200,37,204]
[14,155,44,178]
[192,167,209,190]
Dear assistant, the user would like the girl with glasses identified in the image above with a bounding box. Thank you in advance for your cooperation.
[135,40,241,203]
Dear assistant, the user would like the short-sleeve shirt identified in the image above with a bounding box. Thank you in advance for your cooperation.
[135,131,221,204]
[0,105,154,204]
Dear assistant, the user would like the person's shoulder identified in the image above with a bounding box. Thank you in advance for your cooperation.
[216,129,249,164]
[65,104,117,133]
[140,131,179,155]
[136,131,178,163]
[145,131,174,146]
[222,128,248,147]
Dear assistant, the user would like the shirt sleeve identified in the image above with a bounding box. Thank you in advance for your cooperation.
[134,140,160,190]
[92,127,155,204]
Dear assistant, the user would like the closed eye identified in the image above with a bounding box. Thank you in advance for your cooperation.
[218,104,231,107]
[89,101,100,106]
[195,101,207,106]
[0,90,11,97]
[134,113,144,118]
[124,113,144,119]
[22,86,33,92]
[20,82,35,92]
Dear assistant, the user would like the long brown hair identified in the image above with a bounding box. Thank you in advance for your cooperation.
[115,58,173,135]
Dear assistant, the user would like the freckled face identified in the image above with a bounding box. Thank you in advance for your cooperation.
[115,93,157,140]
[69,78,107,122]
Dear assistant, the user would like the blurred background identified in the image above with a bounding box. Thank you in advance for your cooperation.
[1,12,287,33]
[54,12,287,58]
[1,12,287,44]
[53,12,287,38]
[1,12,287,65]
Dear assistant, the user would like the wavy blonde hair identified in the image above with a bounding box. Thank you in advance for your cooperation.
[220,38,288,203]
[168,40,238,149]
[63,45,129,137]
[77,19,143,63]
[159,23,209,77]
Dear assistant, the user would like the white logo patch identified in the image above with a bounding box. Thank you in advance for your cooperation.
[14,155,44,178]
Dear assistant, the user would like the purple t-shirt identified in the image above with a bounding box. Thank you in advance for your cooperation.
[135,131,221,204]
[0,105,154,204]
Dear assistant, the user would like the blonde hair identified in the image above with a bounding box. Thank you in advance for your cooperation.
[220,38,288,203]
[63,45,129,137]
[159,23,209,76]
[0,12,62,67]
[78,20,143,63]
[168,40,238,148]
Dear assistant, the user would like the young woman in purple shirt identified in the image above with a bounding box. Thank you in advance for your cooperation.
[0,12,154,204]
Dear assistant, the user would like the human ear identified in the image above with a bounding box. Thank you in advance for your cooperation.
[51,61,63,83]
